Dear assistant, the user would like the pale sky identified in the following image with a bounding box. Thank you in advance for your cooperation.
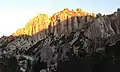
[0,0,120,37]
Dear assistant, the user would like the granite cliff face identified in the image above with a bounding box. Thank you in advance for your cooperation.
[0,8,120,72]
[12,8,95,38]
[12,14,50,36]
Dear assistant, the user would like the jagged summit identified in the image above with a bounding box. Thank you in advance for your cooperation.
[12,8,95,36]
[1,8,120,72]
[12,14,50,36]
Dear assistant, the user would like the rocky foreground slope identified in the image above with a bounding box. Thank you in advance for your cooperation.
[0,8,120,72]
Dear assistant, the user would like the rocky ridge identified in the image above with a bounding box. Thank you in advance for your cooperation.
[0,8,120,72]
[12,8,95,41]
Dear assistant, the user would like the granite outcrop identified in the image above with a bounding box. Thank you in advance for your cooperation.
[0,8,120,72]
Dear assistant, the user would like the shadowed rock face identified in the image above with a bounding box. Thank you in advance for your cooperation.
[0,8,120,72]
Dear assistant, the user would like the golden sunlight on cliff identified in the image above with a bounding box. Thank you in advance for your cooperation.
[12,8,95,36]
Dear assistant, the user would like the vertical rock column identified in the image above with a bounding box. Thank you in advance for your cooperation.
[117,8,120,33]
[71,16,75,31]
[48,23,52,34]
[67,15,72,33]
[54,14,61,36]
[60,14,65,34]
[64,14,68,34]
[57,19,61,36]
[79,16,86,30]
[50,17,55,34]
[74,16,79,30]
[66,15,69,33]
[76,16,81,29]
[56,14,62,35]
[51,15,58,36]
[36,19,39,34]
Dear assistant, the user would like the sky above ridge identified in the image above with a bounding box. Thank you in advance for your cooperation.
[0,0,120,36]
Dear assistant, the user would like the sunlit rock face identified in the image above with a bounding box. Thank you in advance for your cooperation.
[12,8,95,39]
[1,8,120,72]
[12,14,50,36]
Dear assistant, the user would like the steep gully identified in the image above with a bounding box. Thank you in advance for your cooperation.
[0,8,120,72]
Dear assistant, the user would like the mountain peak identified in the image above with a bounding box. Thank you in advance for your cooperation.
[1,8,120,72]
[12,8,95,36]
